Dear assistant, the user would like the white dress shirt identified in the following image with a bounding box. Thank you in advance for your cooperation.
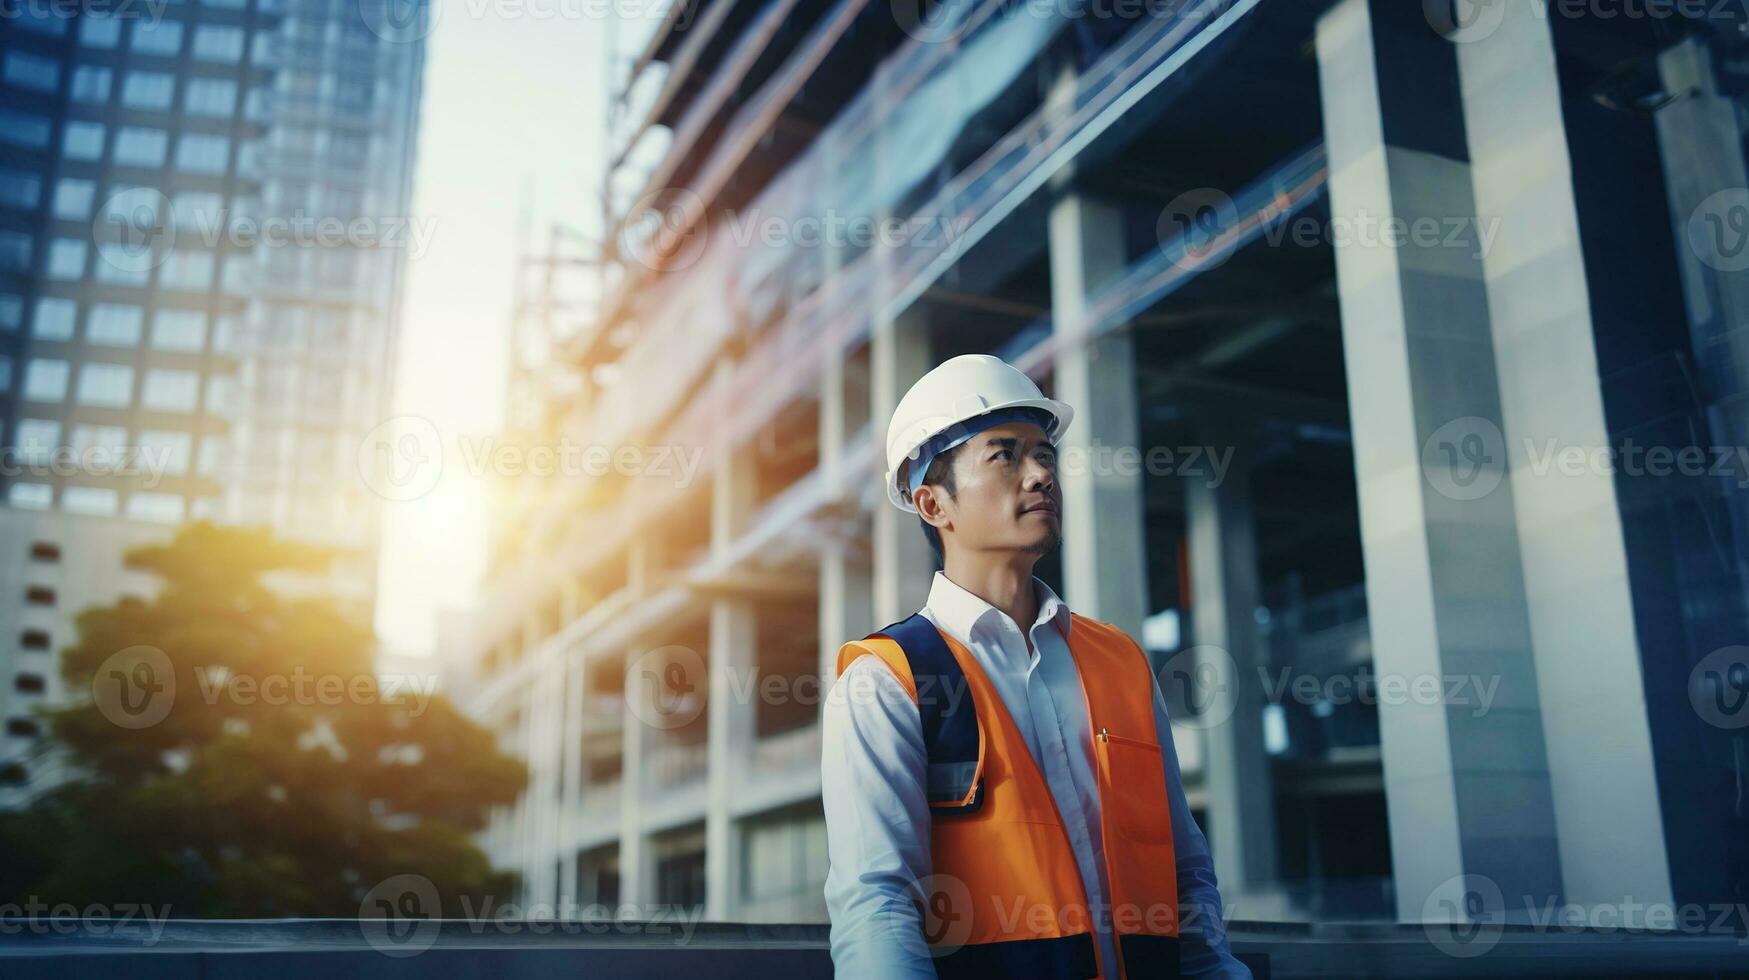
[822,571,1249,978]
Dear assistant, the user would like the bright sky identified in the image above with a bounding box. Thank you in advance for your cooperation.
[373,8,611,657]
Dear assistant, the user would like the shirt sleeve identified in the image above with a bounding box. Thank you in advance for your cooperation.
[821,654,939,980]
[1151,673,1253,979]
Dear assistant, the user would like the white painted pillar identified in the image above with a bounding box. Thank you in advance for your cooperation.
[1317,0,1563,920]
[1454,0,1673,914]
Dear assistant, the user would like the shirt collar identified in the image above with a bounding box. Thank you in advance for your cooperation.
[925,570,1073,649]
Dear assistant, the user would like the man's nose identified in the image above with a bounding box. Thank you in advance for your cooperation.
[1023,454,1056,493]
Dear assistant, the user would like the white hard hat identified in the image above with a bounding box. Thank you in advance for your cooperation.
[884,353,1074,513]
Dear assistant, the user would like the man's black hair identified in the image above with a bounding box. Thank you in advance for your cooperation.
[909,408,1054,569]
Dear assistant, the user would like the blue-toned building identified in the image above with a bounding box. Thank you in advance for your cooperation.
[473,0,1745,933]
[0,0,425,806]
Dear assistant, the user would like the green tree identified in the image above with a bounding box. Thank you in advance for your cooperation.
[0,521,525,916]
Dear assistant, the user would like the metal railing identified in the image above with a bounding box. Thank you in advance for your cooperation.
[9,916,1749,978]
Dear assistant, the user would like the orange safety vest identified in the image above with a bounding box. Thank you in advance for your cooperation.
[836,611,1181,980]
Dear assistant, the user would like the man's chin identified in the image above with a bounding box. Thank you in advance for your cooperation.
[1021,527,1061,556]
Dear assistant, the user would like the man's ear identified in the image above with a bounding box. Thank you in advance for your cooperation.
[913,483,952,533]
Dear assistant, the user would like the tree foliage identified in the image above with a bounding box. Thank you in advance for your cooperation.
[0,522,525,916]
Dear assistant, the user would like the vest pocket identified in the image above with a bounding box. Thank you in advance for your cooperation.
[1096,729,1176,846]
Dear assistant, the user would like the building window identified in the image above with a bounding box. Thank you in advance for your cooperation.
[29,542,60,562]
[172,191,224,233]
[63,121,105,161]
[13,8,68,34]
[72,424,127,456]
[52,178,95,220]
[80,13,122,48]
[45,238,86,279]
[184,77,237,117]
[14,419,61,462]
[76,362,134,407]
[22,360,69,402]
[14,674,46,694]
[143,369,199,411]
[63,487,119,516]
[122,71,176,111]
[0,294,20,330]
[0,231,30,273]
[140,430,192,474]
[160,250,214,291]
[0,170,42,211]
[151,309,206,351]
[114,127,169,168]
[205,375,236,414]
[94,244,151,286]
[175,134,229,175]
[3,52,61,93]
[31,298,75,340]
[0,109,52,150]
[7,718,41,738]
[24,587,54,607]
[70,65,114,104]
[127,492,184,523]
[193,26,246,62]
[9,485,52,510]
[19,629,51,651]
[87,304,143,346]
[196,435,225,476]
[131,20,185,56]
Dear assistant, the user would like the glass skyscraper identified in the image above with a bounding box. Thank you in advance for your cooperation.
[0,0,427,802]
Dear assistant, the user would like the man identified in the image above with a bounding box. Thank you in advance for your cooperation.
[822,353,1249,979]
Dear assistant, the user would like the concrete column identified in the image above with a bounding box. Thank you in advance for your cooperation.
[1454,0,1673,913]
[1048,184,1149,639]
[706,598,756,919]
[819,351,874,690]
[1655,38,1749,597]
[870,306,934,625]
[706,388,758,919]
[1043,56,1148,639]
[1184,462,1277,892]
[1316,0,1562,920]
[558,651,586,909]
[526,668,566,910]
[618,649,655,909]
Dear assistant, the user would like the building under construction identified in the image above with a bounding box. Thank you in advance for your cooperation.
[462,0,1749,929]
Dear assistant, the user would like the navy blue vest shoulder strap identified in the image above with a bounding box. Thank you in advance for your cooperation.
[870,613,984,813]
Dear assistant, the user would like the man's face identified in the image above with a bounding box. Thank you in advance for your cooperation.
[921,420,1062,558]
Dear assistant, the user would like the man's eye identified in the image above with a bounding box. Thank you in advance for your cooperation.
[993,450,1014,461]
